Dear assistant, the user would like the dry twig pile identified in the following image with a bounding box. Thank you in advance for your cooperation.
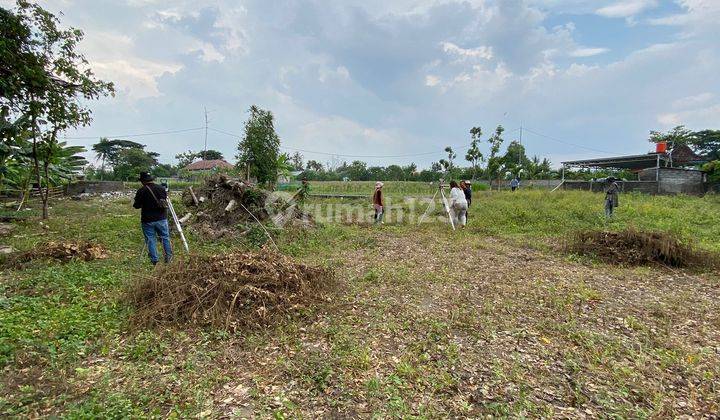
[3,240,108,267]
[181,174,310,238]
[127,250,333,330]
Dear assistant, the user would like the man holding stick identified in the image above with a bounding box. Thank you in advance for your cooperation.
[133,172,173,265]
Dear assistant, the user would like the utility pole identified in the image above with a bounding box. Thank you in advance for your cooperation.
[518,123,523,166]
[203,106,208,157]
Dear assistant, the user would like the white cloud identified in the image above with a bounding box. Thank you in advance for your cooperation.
[658,104,720,127]
[566,63,599,76]
[648,0,720,31]
[425,75,441,87]
[570,47,610,57]
[440,41,493,60]
[595,0,658,18]
[90,59,182,99]
[671,92,714,109]
[36,0,718,167]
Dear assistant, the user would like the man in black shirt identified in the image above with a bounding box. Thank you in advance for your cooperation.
[133,172,172,264]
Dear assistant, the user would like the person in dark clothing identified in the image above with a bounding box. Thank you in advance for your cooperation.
[604,177,620,218]
[133,172,172,264]
[460,180,472,219]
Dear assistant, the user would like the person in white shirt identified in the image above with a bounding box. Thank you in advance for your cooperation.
[448,180,468,228]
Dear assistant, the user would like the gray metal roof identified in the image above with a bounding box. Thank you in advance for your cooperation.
[562,153,670,170]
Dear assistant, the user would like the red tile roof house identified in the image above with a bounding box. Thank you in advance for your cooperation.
[183,159,234,172]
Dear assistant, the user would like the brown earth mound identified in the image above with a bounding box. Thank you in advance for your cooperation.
[3,240,108,266]
[126,250,333,331]
[569,229,713,268]
[181,174,312,238]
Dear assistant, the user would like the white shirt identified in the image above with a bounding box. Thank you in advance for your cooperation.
[449,187,467,206]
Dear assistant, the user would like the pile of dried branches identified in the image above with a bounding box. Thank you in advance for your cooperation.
[126,250,333,331]
[181,174,311,238]
[3,240,109,267]
[568,229,714,268]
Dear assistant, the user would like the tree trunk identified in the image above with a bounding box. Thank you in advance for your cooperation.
[42,160,50,219]
[30,114,48,218]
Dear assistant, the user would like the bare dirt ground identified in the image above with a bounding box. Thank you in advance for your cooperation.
[183,229,720,417]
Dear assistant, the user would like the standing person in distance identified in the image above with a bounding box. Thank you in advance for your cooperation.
[133,172,173,265]
[373,182,385,224]
[460,180,472,219]
[449,180,468,228]
[510,177,520,192]
[604,177,620,218]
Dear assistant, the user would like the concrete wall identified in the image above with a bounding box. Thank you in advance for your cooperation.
[489,179,563,189]
[563,180,659,194]
[638,168,706,195]
[66,181,126,195]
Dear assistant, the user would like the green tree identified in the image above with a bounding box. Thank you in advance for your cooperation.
[702,160,720,183]
[690,130,720,161]
[648,125,693,147]
[276,152,294,180]
[445,146,456,173]
[466,127,484,180]
[175,150,197,168]
[236,105,280,186]
[91,137,113,178]
[112,148,158,181]
[402,163,417,180]
[306,159,323,172]
[385,164,404,181]
[502,140,530,177]
[486,125,505,188]
[344,160,369,181]
[290,152,304,171]
[2,1,114,217]
[199,149,223,160]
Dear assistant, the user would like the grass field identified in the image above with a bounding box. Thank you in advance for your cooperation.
[1,185,719,417]
[307,180,489,197]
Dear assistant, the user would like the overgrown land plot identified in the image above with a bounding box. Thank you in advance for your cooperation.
[1,189,719,418]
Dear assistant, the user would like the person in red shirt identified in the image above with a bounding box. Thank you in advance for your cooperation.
[373,182,384,224]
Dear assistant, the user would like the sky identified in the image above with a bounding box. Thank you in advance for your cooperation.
[3,0,719,169]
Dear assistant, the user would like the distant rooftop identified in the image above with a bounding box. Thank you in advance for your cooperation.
[562,153,670,170]
[184,159,234,171]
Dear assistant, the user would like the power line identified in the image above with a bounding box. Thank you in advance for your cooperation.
[62,127,204,140]
[208,127,481,159]
[522,127,612,154]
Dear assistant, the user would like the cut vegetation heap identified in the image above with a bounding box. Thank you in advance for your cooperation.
[2,240,108,267]
[569,228,716,268]
[181,174,311,238]
[127,250,333,331]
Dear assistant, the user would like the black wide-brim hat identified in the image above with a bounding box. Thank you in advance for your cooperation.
[138,172,154,182]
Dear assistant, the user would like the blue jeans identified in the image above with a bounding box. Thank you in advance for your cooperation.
[142,219,173,264]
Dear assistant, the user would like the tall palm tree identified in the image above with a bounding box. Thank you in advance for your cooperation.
[91,137,113,179]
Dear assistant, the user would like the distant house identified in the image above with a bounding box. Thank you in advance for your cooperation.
[669,144,706,167]
[184,159,234,172]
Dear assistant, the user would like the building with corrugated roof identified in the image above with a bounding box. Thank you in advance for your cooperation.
[183,159,234,172]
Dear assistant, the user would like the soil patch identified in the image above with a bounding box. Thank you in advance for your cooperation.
[126,250,334,331]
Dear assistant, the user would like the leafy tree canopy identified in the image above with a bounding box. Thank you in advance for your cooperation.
[236,105,280,186]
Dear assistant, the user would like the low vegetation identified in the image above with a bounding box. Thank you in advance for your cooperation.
[1,185,719,417]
